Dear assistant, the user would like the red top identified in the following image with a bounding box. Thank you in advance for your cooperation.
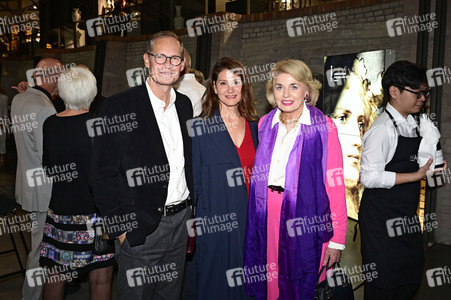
[235,121,256,194]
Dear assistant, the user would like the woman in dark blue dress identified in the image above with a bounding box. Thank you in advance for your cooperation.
[192,57,258,299]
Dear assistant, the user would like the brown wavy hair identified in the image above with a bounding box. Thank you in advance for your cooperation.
[201,57,257,121]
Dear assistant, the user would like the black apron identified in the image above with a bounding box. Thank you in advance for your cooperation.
[359,110,424,289]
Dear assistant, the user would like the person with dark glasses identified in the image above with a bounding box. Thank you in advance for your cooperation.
[359,60,446,300]
[90,31,194,300]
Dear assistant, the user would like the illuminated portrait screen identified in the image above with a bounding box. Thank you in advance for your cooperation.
[321,49,395,220]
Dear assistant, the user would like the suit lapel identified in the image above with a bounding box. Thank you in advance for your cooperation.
[175,91,194,196]
[174,91,189,145]
[206,110,242,169]
[136,84,166,159]
[249,121,258,151]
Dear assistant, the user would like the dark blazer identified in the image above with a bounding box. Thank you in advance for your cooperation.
[89,84,193,247]
[192,110,258,299]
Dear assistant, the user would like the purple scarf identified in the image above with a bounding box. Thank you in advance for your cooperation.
[243,106,333,299]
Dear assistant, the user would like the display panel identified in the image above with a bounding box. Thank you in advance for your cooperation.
[322,49,395,220]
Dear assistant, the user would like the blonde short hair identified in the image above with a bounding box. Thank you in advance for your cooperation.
[266,59,321,107]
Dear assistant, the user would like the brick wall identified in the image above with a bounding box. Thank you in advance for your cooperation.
[214,1,415,114]
[1,59,35,102]
[103,41,129,96]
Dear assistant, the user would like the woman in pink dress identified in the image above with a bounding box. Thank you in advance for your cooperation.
[244,59,347,299]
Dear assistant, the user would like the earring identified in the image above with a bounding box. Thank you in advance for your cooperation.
[304,93,309,103]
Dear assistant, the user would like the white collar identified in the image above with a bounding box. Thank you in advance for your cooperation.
[272,100,311,128]
[145,78,176,109]
[386,103,417,129]
[181,73,195,80]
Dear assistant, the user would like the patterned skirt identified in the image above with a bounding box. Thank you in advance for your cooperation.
[40,209,114,275]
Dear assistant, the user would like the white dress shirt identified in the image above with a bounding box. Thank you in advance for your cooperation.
[268,103,311,188]
[360,103,419,189]
[174,74,206,117]
[145,80,189,206]
[267,103,343,250]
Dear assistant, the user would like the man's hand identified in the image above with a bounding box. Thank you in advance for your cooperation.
[11,81,30,93]
[118,232,127,245]
[323,248,342,267]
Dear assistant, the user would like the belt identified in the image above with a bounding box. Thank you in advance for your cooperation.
[268,185,284,194]
[164,198,192,216]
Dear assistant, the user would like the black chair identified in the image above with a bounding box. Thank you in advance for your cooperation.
[0,194,30,280]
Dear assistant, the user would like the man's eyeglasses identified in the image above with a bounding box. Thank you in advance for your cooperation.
[148,53,183,66]
[398,87,431,99]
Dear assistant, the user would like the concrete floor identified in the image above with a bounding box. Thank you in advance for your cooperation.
[1,136,451,299]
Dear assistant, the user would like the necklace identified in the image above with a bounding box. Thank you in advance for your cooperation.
[279,112,300,125]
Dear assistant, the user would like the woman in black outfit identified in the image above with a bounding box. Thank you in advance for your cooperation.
[39,67,114,300]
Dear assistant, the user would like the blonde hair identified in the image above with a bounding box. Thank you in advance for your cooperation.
[266,59,322,107]
[341,58,384,133]
[58,67,97,110]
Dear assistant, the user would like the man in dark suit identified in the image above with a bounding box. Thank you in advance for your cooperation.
[89,31,193,299]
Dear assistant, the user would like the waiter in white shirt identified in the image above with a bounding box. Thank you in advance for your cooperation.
[359,60,446,300]
[174,50,206,117]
